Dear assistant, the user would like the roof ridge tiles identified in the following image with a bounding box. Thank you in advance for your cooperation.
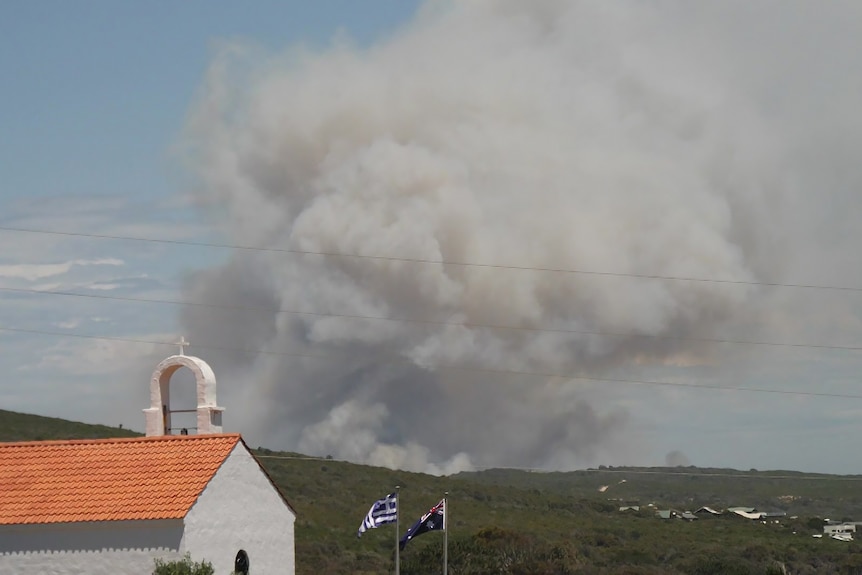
[0,433,241,448]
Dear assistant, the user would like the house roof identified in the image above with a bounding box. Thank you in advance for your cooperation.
[0,434,242,525]
[730,509,765,520]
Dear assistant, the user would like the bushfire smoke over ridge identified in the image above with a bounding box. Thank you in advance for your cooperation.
[178,0,862,473]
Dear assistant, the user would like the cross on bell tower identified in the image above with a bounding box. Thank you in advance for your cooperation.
[176,336,189,356]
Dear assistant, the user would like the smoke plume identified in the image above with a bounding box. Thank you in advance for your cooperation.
[178,0,862,473]
[665,450,692,468]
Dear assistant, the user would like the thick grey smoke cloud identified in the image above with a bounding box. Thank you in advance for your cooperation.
[178,0,862,473]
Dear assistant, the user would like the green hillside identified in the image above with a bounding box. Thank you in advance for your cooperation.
[3,410,862,574]
[0,408,141,442]
[453,466,862,519]
[261,451,862,575]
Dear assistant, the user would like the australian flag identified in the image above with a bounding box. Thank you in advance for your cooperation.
[400,498,446,550]
[357,492,398,537]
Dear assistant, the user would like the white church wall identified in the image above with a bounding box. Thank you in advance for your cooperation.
[0,519,184,575]
[183,443,296,575]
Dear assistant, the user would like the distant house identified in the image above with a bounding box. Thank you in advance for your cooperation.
[726,506,786,520]
[728,507,765,520]
[825,524,854,542]
[695,506,722,516]
[680,512,698,521]
[0,349,296,574]
[727,506,756,514]
[825,523,856,536]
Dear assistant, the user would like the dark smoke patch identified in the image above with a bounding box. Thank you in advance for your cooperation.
[665,450,692,468]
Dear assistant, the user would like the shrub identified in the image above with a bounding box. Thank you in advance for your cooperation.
[153,553,214,575]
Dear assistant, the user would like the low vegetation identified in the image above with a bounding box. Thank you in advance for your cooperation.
[152,554,214,575]
[258,451,862,574]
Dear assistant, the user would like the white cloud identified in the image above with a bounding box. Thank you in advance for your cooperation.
[22,332,175,377]
[0,258,124,281]
[84,283,121,291]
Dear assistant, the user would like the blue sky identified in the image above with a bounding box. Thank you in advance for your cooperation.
[3,1,862,476]
[0,0,422,437]
[1,1,420,200]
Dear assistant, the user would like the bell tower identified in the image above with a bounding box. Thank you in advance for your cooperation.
[143,337,225,436]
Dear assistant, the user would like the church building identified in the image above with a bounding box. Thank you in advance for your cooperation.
[0,344,296,575]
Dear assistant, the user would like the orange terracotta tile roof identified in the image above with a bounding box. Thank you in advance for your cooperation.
[0,434,241,525]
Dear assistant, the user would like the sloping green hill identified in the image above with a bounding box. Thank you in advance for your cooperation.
[3,410,862,574]
[260,449,862,575]
[0,408,141,442]
[453,465,862,519]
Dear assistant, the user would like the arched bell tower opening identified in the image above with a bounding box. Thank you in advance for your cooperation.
[143,338,225,436]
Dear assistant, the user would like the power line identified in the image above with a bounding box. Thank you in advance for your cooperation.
[0,324,859,400]
[2,225,861,292]
[2,285,861,353]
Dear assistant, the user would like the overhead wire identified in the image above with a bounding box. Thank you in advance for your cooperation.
[2,225,861,403]
[0,324,860,400]
[2,285,862,352]
[2,225,862,292]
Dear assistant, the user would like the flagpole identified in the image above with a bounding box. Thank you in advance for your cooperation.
[443,491,448,575]
[395,485,401,575]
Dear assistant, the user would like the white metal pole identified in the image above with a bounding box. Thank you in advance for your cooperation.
[443,492,448,575]
[395,486,401,575]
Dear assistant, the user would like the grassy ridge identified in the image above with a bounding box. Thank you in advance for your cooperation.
[4,410,862,574]
[0,408,141,442]
[454,466,862,518]
[260,450,862,574]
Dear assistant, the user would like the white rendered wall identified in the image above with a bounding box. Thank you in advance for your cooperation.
[0,519,184,575]
[183,443,296,574]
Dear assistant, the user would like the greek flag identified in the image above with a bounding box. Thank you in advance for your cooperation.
[357,492,398,537]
